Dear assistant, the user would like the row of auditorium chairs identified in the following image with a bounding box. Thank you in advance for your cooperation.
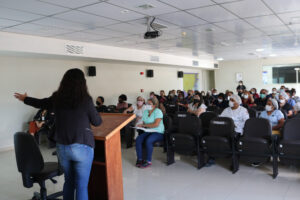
[163,112,300,179]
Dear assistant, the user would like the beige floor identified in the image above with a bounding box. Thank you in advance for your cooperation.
[1,144,300,200]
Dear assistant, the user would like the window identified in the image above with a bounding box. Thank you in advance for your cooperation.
[263,65,300,84]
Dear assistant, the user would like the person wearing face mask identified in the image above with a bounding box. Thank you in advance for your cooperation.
[220,94,249,135]
[241,90,254,108]
[187,94,207,117]
[95,96,107,112]
[177,91,188,111]
[159,90,167,104]
[116,94,128,111]
[236,81,246,96]
[259,99,284,130]
[167,90,177,104]
[279,95,293,118]
[213,93,228,109]
[124,96,146,125]
[254,89,268,109]
[186,90,194,104]
[285,90,296,108]
[250,88,259,100]
[135,97,165,168]
[211,89,219,100]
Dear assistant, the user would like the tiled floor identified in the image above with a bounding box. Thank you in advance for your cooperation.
[1,144,300,200]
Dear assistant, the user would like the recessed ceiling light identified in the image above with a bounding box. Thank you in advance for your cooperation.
[182,32,187,36]
[121,9,130,14]
[256,48,264,52]
[137,4,155,10]
[216,57,224,61]
[269,54,277,57]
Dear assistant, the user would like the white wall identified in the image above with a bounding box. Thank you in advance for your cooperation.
[215,57,300,93]
[0,55,209,150]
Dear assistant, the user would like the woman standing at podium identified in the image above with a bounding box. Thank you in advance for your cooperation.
[14,68,102,200]
[136,97,165,168]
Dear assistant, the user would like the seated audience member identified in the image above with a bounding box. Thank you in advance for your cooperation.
[250,88,259,100]
[280,85,286,93]
[116,94,128,111]
[167,90,177,104]
[177,91,188,111]
[236,80,246,96]
[95,96,107,112]
[241,90,255,108]
[187,94,206,117]
[205,90,215,106]
[213,93,228,109]
[176,90,181,96]
[286,90,296,108]
[279,94,293,118]
[124,96,146,126]
[254,89,269,108]
[259,99,284,130]
[135,97,165,168]
[159,90,167,104]
[211,89,219,100]
[220,94,249,135]
[186,90,194,104]
[150,91,159,100]
[291,88,300,102]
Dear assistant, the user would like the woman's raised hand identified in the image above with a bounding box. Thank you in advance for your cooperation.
[14,92,27,102]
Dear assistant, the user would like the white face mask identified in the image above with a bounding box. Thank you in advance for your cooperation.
[218,99,223,103]
[137,101,144,106]
[243,94,249,99]
[229,101,235,108]
[227,96,231,101]
[150,95,154,99]
[272,90,277,94]
[145,104,153,110]
[213,92,218,96]
[279,99,285,104]
[265,105,273,112]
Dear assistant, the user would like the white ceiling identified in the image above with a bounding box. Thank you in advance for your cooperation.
[1,0,300,61]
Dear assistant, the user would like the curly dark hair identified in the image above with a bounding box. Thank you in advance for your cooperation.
[52,68,91,108]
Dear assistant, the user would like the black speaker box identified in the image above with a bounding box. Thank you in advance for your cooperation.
[178,71,183,78]
[88,66,96,76]
[146,69,154,78]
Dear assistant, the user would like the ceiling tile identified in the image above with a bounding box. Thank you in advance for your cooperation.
[3,23,72,37]
[83,27,131,37]
[0,18,22,28]
[263,0,300,13]
[158,0,215,10]
[187,5,238,23]
[222,0,272,18]
[39,0,100,9]
[55,31,112,42]
[245,15,284,28]
[158,11,206,27]
[106,22,146,34]
[108,0,179,16]
[189,24,227,33]
[33,17,88,31]
[277,11,300,25]
[260,25,293,36]
[0,7,43,22]
[0,0,68,15]
[213,0,243,3]
[236,29,265,38]
[54,10,118,28]
[214,19,254,33]
[79,2,145,22]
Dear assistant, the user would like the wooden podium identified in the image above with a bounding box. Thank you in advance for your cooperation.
[88,113,135,200]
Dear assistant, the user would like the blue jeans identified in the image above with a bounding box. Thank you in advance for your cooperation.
[135,132,164,162]
[56,143,94,200]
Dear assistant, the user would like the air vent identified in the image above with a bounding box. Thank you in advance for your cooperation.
[66,45,84,54]
[138,4,155,10]
[192,60,199,66]
[150,55,159,62]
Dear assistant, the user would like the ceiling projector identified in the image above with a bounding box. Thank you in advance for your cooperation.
[144,17,162,39]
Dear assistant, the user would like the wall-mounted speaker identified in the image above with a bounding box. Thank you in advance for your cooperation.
[87,66,96,76]
[146,69,154,78]
[178,71,183,78]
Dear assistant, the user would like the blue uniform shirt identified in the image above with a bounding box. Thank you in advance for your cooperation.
[259,110,284,127]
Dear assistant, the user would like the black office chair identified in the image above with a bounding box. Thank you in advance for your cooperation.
[168,113,204,169]
[201,117,239,173]
[247,107,257,118]
[207,105,221,115]
[165,103,178,115]
[237,118,278,178]
[199,112,218,136]
[278,118,300,166]
[14,132,63,200]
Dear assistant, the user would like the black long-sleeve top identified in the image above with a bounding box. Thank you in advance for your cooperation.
[24,96,102,148]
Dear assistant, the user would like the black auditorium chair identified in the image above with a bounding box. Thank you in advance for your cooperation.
[294,112,300,118]
[278,118,300,166]
[165,103,178,115]
[14,132,63,200]
[199,112,218,136]
[168,113,204,169]
[237,118,278,178]
[207,105,222,115]
[201,117,239,173]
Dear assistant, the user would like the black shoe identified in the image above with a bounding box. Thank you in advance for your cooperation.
[251,162,261,167]
[136,159,143,168]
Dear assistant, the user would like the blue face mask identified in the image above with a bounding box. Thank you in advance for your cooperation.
[260,94,266,99]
